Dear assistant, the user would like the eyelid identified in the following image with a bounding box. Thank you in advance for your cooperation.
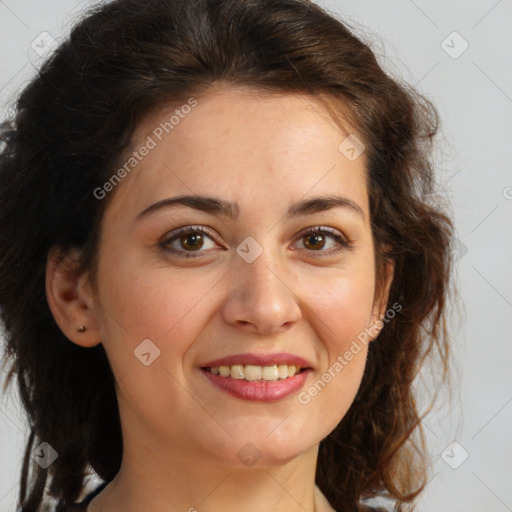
[296,225,349,243]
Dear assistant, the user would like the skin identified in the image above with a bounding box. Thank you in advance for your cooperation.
[46,84,393,512]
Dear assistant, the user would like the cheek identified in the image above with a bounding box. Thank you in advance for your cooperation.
[294,266,375,429]
[305,262,376,348]
[313,282,373,383]
[92,256,226,435]
[93,246,227,376]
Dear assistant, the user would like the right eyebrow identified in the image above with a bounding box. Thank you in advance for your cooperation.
[136,195,240,220]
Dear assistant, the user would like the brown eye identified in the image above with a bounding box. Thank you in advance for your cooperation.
[303,232,327,250]
[295,226,353,257]
[160,226,218,258]
[179,232,204,251]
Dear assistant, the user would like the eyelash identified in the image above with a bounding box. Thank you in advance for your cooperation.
[159,225,353,259]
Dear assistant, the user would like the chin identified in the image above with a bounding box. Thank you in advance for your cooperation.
[199,430,314,470]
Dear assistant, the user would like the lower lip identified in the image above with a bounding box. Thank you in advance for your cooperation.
[201,368,312,402]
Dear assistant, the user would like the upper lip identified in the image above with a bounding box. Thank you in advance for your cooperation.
[200,352,313,369]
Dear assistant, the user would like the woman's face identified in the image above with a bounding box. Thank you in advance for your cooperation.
[84,86,390,468]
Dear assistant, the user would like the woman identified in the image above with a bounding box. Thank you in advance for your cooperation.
[0,0,454,511]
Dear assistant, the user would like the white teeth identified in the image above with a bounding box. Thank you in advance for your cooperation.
[207,364,302,381]
[230,364,245,380]
[244,365,262,381]
[262,365,279,381]
[278,364,288,379]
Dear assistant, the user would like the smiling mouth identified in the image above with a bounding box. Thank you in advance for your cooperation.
[202,364,308,381]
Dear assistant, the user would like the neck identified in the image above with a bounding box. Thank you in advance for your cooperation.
[88,437,335,512]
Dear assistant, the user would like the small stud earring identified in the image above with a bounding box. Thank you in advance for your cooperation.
[77,326,87,333]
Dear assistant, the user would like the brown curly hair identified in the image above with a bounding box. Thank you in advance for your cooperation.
[0,0,454,511]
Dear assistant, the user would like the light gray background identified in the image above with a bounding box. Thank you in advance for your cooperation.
[1,1,511,511]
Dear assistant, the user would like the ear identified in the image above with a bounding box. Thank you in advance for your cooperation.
[369,258,395,341]
[45,246,101,347]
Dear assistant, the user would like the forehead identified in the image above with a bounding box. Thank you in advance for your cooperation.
[106,86,369,222]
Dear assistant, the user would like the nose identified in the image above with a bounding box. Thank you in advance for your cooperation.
[221,246,302,335]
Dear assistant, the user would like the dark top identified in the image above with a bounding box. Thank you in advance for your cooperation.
[60,482,386,511]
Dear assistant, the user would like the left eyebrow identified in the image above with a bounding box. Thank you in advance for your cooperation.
[136,194,365,222]
[285,194,365,221]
